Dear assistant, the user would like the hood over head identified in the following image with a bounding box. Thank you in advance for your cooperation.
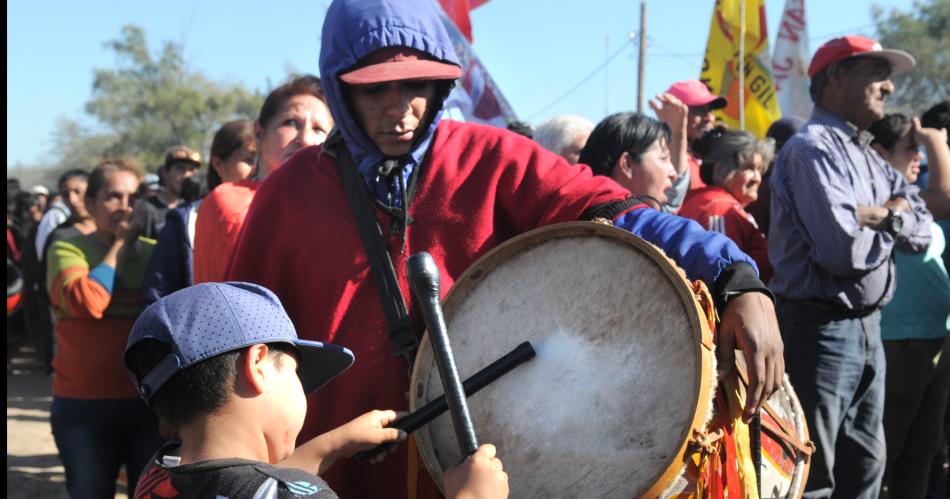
[319,0,462,193]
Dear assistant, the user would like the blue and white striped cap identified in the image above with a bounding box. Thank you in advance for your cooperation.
[125,282,354,404]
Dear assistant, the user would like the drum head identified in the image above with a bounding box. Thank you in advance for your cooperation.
[411,222,715,498]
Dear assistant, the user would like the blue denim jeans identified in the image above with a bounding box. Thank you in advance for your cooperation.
[50,397,163,499]
[777,299,886,499]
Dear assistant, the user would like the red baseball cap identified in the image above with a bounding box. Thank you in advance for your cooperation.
[807,35,915,78]
[339,46,462,85]
[664,80,728,110]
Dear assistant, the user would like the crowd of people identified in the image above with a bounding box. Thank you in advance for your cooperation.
[6,0,950,497]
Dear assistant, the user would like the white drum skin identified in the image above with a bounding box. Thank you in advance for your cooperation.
[411,222,715,498]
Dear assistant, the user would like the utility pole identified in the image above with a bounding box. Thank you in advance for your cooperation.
[605,35,610,116]
[739,0,746,130]
[637,0,647,113]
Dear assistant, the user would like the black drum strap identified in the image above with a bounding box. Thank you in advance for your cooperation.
[333,138,418,371]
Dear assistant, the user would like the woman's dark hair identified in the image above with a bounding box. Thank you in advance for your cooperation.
[921,101,950,145]
[57,169,90,192]
[13,191,41,223]
[125,339,296,429]
[180,173,208,204]
[694,126,775,186]
[258,75,326,129]
[869,113,912,153]
[208,120,256,191]
[85,159,143,200]
[578,112,672,177]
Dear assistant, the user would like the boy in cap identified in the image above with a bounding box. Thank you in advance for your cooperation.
[125,282,508,498]
[769,35,932,497]
[227,0,783,496]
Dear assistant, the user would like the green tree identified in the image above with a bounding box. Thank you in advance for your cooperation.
[873,0,949,113]
[53,25,264,171]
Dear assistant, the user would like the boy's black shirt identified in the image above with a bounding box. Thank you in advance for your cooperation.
[135,441,339,499]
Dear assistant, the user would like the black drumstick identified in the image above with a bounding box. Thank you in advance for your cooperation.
[354,341,535,463]
[408,252,479,460]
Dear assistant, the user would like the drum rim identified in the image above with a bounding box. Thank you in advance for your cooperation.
[410,221,716,498]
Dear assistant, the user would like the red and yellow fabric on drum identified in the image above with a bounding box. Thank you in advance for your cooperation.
[700,0,782,138]
[671,280,760,499]
[673,280,811,498]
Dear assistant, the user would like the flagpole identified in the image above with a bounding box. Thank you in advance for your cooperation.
[637,0,647,113]
[739,0,746,130]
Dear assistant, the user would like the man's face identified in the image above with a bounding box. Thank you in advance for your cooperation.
[60,177,89,218]
[835,57,894,129]
[686,104,716,142]
[164,162,199,197]
[348,80,437,157]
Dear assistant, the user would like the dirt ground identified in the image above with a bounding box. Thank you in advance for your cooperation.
[6,343,128,499]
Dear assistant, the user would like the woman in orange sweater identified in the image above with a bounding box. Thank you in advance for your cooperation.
[193,76,334,283]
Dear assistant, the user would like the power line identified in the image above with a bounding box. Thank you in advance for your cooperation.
[646,36,703,70]
[526,36,636,121]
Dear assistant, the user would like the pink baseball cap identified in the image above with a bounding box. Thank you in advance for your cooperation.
[339,46,462,85]
[807,35,915,78]
[665,80,728,110]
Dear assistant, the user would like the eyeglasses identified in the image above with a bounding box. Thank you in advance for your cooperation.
[688,105,714,116]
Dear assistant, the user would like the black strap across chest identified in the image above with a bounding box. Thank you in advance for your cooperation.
[333,140,418,370]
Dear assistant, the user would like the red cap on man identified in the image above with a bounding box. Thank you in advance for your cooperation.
[339,47,462,85]
[807,35,915,78]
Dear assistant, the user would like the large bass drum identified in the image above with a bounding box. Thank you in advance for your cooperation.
[410,222,717,498]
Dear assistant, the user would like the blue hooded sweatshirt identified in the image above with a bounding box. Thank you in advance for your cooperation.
[317,0,762,294]
[319,0,460,209]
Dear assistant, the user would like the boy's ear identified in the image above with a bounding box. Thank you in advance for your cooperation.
[615,151,634,179]
[241,344,272,395]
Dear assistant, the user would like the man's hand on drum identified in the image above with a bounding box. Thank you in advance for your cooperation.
[444,443,509,499]
[717,292,785,423]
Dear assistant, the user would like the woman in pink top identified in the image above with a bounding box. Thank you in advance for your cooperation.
[193,75,334,283]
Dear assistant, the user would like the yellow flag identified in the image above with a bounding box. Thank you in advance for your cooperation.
[701,0,782,138]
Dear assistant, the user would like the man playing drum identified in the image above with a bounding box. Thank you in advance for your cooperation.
[227,0,783,497]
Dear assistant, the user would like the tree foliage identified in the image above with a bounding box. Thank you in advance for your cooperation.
[873,0,949,113]
[53,25,264,171]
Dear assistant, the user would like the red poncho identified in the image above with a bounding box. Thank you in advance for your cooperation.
[227,120,633,498]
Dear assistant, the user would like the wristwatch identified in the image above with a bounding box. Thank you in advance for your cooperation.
[883,207,904,236]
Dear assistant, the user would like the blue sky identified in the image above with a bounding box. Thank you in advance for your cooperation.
[7,0,915,167]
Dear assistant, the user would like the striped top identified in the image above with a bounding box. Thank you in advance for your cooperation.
[46,234,155,399]
[768,107,932,310]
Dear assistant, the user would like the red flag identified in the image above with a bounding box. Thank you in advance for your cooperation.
[438,0,489,42]
[434,0,518,126]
